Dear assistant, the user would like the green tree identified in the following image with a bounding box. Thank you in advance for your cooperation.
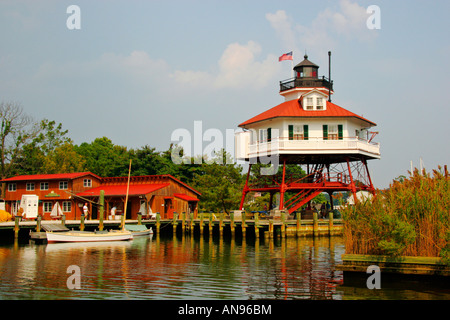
[192,150,244,213]
[75,137,130,177]
[15,119,73,175]
[41,142,86,173]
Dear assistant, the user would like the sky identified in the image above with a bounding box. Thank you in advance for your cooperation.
[0,0,449,189]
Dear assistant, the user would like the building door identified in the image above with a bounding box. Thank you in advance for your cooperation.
[164,198,173,219]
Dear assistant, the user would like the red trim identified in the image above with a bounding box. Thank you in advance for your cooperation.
[174,193,199,202]
[1,172,101,182]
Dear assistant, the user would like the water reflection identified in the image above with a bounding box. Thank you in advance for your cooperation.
[0,235,448,300]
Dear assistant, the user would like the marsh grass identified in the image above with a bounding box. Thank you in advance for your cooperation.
[341,166,449,264]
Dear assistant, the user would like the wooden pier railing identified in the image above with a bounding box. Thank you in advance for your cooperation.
[0,211,343,241]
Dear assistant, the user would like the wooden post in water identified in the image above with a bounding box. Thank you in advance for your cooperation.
[269,220,273,239]
[254,211,259,238]
[99,190,104,231]
[80,214,85,231]
[241,210,246,238]
[280,210,286,238]
[209,212,213,236]
[328,209,334,236]
[61,214,66,226]
[313,210,319,237]
[14,216,20,239]
[181,212,186,235]
[173,212,178,235]
[156,212,161,235]
[36,215,41,232]
[137,212,142,225]
[296,211,301,237]
[190,211,194,236]
[230,211,235,238]
[219,212,224,237]
[199,212,204,236]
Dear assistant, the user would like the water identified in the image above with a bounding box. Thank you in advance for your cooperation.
[0,235,448,300]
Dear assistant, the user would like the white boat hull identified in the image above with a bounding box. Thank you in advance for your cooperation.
[131,229,153,237]
[46,230,133,243]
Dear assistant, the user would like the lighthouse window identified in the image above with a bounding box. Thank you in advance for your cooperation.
[328,125,338,140]
[289,125,309,140]
[293,125,304,140]
[316,98,323,110]
[259,129,268,143]
[326,124,343,140]
[306,98,314,110]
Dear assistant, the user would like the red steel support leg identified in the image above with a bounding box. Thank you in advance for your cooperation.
[239,164,252,210]
[346,158,358,204]
[279,159,287,210]
[269,192,274,211]
[362,158,375,195]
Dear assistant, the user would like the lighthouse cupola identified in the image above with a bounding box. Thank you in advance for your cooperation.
[279,55,333,102]
[294,54,319,79]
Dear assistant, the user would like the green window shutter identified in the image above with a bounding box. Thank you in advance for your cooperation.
[303,125,309,140]
[338,124,343,140]
[323,125,328,140]
[288,125,294,140]
[267,128,271,142]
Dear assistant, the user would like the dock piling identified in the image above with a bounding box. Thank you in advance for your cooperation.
[199,212,204,235]
[230,211,235,238]
[313,211,319,236]
[173,212,178,235]
[254,212,259,238]
[156,212,161,234]
[80,214,85,231]
[36,215,41,232]
[241,210,246,237]
[209,212,213,236]
[14,216,20,238]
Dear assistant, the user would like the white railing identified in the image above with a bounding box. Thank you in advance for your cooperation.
[245,136,380,158]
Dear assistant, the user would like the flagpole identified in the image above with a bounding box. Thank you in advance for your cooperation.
[291,53,294,78]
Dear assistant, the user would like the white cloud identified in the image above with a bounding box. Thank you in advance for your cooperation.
[267,0,378,56]
[172,41,280,90]
[266,10,297,52]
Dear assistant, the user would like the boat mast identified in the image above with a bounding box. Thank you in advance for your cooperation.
[121,159,132,230]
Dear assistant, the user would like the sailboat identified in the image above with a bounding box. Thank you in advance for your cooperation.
[50,202,63,219]
[46,161,134,243]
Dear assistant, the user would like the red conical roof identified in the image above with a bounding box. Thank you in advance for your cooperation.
[239,99,376,127]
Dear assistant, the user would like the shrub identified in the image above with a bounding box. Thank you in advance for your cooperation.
[342,166,449,262]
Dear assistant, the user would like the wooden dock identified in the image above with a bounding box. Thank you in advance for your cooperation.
[0,211,343,241]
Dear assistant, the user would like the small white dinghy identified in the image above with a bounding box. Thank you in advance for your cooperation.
[124,224,153,237]
[46,229,133,243]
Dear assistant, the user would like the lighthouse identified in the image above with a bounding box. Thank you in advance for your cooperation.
[235,54,380,214]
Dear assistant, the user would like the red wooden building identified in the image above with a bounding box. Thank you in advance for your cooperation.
[1,172,200,220]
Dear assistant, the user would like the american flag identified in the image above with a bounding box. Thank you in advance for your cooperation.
[279,51,293,62]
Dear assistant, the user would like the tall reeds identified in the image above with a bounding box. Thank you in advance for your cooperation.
[342,166,449,264]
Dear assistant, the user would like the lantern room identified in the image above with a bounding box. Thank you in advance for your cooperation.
[294,54,319,78]
[279,55,333,101]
